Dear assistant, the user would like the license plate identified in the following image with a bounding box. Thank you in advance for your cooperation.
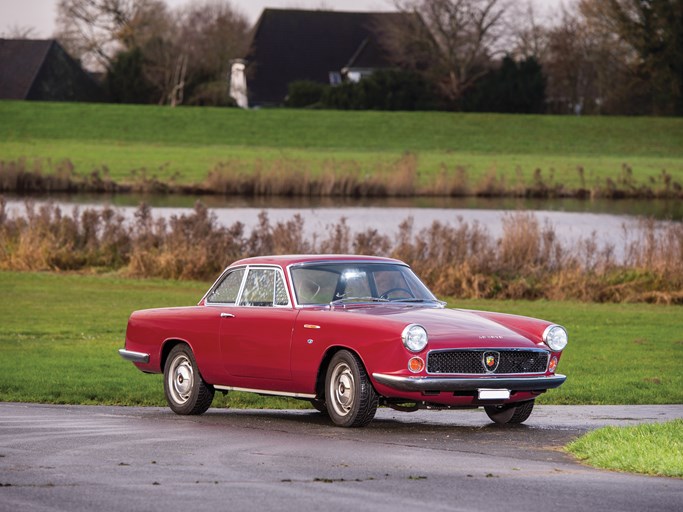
[478,389,511,400]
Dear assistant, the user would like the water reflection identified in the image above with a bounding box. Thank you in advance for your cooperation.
[4,193,681,220]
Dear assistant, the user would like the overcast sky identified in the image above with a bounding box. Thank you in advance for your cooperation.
[2,0,569,38]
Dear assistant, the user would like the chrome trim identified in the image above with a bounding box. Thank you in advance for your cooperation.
[288,258,407,269]
[372,373,566,392]
[118,349,150,364]
[426,347,550,375]
[214,385,316,399]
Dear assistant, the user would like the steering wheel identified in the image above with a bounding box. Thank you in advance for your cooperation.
[379,287,414,300]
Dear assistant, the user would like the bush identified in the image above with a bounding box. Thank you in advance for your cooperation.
[285,81,326,108]
[463,56,546,114]
[287,70,441,111]
[105,47,155,104]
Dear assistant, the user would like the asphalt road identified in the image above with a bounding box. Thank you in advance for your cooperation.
[1,403,681,512]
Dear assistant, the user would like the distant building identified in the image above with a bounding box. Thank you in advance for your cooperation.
[236,9,414,107]
[0,39,104,102]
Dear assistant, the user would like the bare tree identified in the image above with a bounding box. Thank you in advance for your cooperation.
[129,4,182,105]
[55,0,164,70]
[175,1,250,105]
[579,0,683,115]
[2,25,38,38]
[132,0,249,106]
[383,0,510,104]
[541,7,595,114]
[508,1,549,61]
[59,0,248,105]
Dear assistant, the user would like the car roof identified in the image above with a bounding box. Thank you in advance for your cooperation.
[228,254,405,268]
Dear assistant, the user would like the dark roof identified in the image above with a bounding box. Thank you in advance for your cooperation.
[0,38,104,102]
[0,39,52,99]
[245,9,411,105]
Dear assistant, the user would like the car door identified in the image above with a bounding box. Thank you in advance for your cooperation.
[219,266,297,381]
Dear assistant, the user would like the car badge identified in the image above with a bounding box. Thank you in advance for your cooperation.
[482,351,499,373]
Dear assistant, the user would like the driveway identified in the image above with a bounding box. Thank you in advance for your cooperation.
[1,403,681,512]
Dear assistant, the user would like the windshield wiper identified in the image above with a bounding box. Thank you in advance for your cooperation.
[330,296,390,305]
[390,298,447,306]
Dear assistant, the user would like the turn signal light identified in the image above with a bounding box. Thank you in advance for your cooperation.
[548,356,558,373]
[408,357,425,373]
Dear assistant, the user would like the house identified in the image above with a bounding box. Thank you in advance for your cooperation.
[0,39,104,102]
[237,9,415,107]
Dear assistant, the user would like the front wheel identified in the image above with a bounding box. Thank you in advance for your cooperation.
[163,344,214,415]
[325,350,378,427]
[484,400,535,425]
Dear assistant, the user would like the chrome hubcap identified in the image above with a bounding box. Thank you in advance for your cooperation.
[329,362,355,417]
[169,355,194,404]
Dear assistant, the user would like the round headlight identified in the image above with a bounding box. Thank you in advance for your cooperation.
[543,325,568,351]
[402,324,428,352]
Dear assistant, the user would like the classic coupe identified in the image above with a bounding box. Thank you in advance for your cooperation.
[120,255,567,427]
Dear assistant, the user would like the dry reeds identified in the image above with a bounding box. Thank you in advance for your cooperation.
[2,156,681,199]
[1,197,681,303]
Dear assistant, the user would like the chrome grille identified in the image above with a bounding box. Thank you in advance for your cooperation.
[427,349,549,374]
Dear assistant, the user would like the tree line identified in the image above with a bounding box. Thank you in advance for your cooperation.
[55,0,682,115]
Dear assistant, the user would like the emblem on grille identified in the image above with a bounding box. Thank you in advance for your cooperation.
[482,351,500,373]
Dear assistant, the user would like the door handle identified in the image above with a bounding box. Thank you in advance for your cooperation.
[220,313,235,318]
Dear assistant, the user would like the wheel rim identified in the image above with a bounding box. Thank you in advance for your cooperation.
[168,354,194,405]
[329,362,355,417]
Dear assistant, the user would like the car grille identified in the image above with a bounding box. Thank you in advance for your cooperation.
[427,349,549,374]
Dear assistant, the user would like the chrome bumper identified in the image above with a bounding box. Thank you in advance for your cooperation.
[118,349,150,364]
[372,373,566,392]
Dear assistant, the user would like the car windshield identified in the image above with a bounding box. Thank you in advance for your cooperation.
[291,262,439,306]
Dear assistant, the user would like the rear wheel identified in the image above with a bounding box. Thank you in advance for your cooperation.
[484,400,535,425]
[163,344,214,415]
[325,350,378,427]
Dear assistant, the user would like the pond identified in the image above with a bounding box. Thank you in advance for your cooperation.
[8,193,679,220]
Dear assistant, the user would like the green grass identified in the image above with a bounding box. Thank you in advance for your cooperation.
[2,100,682,187]
[566,420,683,478]
[0,271,681,407]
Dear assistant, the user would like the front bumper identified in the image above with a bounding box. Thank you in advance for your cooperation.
[118,349,150,364]
[372,373,566,392]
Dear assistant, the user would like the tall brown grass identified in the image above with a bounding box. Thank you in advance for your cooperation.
[2,156,681,199]
[1,197,681,303]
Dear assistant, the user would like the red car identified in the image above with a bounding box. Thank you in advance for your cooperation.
[120,255,567,427]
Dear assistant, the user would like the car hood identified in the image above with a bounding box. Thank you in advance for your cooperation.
[330,305,544,350]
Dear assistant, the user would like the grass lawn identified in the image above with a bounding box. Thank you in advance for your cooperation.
[0,271,681,407]
[566,420,683,478]
[2,101,682,188]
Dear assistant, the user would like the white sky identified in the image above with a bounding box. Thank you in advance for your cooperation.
[1,0,569,38]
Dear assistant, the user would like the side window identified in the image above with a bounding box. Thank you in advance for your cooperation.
[274,272,289,306]
[239,268,289,307]
[206,268,244,304]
